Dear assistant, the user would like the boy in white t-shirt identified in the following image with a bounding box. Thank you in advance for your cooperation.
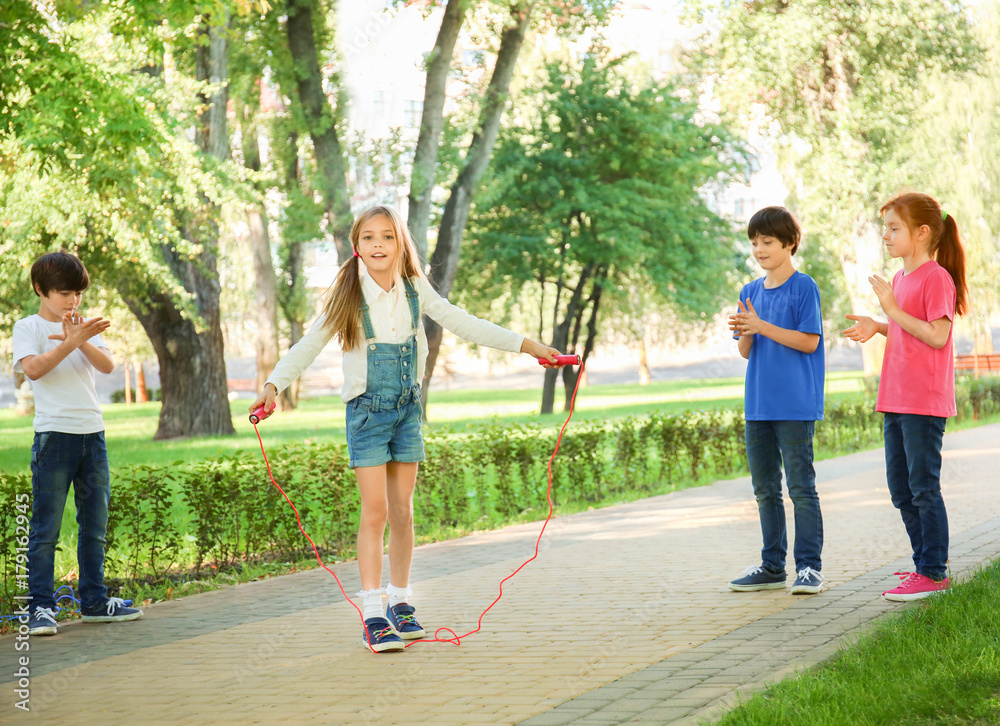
[13,252,143,636]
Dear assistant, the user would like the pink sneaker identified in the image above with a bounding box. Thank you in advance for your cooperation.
[882,572,950,602]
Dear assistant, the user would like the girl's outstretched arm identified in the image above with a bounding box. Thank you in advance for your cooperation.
[843,315,887,343]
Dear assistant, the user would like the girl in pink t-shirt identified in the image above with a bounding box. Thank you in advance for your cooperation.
[843,191,968,602]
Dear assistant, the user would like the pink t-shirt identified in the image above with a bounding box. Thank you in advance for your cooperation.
[876,260,957,417]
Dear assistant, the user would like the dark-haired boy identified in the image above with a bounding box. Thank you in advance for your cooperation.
[13,252,143,636]
[727,207,826,595]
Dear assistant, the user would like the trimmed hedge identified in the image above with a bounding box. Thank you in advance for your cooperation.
[3,376,999,617]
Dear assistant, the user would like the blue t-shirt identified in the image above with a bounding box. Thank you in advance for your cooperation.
[739,271,825,421]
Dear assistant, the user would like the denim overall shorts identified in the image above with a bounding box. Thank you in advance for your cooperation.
[345,277,425,469]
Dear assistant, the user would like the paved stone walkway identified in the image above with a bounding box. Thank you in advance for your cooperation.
[2,422,999,725]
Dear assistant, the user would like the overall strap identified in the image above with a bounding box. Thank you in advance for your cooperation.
[360,296,377,350]
[403,277,420,335]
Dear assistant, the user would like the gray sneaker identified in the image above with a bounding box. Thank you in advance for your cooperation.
[790,567,824,594]
[728,565,786,591]
[27,607,59,636]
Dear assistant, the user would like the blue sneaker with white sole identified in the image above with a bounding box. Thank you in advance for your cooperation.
[728,564,786,591]
[27,607,59,636]
[790,567,824,594]
[81,597,143,623]
[362,617,405,652]
[386,603,426,640]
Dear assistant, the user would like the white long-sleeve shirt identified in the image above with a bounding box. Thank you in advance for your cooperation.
[266,273,525,402]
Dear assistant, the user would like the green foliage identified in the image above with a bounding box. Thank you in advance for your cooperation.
[105,465,182,580]
[461,46,746,345]
[689,0,986,325]
[0,472,32,616]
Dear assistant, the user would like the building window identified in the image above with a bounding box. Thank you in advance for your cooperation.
[734,198,757,220]
[373,90,385,117]
[404,99,423,129]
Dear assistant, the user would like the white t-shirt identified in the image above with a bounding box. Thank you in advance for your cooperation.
[12,314,108,434]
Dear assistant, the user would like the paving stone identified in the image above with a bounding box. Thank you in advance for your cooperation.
[3,424,998,726]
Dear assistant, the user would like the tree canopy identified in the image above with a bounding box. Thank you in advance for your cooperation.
[460,50,746,411]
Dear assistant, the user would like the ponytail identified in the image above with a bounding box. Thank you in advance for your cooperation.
[321,254,365,352]
[935,214,968,316]
[880,192,968,317]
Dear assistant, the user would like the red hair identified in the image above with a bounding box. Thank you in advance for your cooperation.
[880,192,968,316]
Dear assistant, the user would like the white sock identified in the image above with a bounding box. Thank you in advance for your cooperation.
[358,588,384,619]
[386,583,412,608]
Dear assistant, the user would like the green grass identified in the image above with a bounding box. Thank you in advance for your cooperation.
[717,559,1000,726]
[0,371,868,472]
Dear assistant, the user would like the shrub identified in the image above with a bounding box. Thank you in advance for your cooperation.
[3,377,996,618]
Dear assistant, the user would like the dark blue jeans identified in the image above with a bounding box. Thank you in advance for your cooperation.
[884,413,949,580]
[745,420,823,573]
[27,431,110,611]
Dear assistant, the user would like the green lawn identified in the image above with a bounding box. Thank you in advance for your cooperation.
[717,559,1000,725]
[0,371,867,472]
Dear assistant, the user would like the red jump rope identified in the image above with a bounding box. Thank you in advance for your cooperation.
[250,355,584,652]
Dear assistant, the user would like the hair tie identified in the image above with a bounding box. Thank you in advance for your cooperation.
[942,210,948,221]
[352,248,360,258]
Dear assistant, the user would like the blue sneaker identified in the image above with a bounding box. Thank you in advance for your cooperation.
[27,607,59,636]
[81,597,143,623]
[790,567,824,594]
[362,617,405,652]
[728,565,786,591]
[386,603,426,640]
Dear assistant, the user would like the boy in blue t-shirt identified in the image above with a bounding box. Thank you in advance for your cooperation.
[727,207,826,595]
[13,252,143,635]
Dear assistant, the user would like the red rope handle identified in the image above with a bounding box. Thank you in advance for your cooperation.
[252,362,585,651]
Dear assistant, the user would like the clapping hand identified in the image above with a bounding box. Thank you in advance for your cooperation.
[49,312,111,347]
[729,299,763,337]
[843,315,878,343]
[868,275,898,315]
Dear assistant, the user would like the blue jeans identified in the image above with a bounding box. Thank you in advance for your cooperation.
[27,431,111,611]
[745,420,823,573]
[884,413,949,580]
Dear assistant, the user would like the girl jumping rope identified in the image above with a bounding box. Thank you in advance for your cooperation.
[249,205,561,652]
[843,191,968,602]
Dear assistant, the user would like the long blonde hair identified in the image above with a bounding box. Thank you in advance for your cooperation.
[321,205,427,351]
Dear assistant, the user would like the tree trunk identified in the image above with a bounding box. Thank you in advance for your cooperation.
[238,87,285,408]
[541,261,595,414]
[840,221,886,377]
[125,13,235,440]
[421,2,538,416]
[563,279,602,411]
[638,336,650,385]
[124,362,132,405]
[125,276,234,438]
[427,3,536,297]
[285,0,353,260]
[249,208,281,396]
[135,362,149,402]
[407,0,468,261]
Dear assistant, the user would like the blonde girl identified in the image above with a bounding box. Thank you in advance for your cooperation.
[250,206,559,651]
